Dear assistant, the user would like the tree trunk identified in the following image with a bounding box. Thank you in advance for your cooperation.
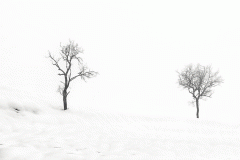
[63,90,68,110]
[196,99,199,118]
[63,76,68,110]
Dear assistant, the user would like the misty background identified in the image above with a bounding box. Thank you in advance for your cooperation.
[0,0,239,123]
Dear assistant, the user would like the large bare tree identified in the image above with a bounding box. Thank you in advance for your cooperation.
[48,40,98,110]
[177,64,223,118]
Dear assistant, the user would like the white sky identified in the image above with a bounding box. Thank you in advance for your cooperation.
[0,0,240,123]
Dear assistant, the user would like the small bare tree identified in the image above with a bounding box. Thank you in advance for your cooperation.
[48,40,98,110]
[177,64,223,118]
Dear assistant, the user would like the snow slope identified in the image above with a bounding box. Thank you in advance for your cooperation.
[0,87,240,160]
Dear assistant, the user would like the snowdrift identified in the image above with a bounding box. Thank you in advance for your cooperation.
[0,87,240,160]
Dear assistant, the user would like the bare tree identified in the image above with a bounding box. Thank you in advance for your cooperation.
[177,64,223,118]
[48,40,98,110]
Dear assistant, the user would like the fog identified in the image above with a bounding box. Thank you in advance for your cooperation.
[1,0,240,124]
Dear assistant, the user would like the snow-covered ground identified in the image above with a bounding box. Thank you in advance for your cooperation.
[0,88,240,160]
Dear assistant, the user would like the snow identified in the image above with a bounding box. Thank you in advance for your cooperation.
[0,87,240,160]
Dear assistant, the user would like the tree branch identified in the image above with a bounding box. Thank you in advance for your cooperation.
[178,64,223,100]
[70,66,98,82]
[48,52,66,75]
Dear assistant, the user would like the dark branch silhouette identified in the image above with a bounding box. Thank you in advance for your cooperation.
[48,40,98,110]
[177,64,223,118]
